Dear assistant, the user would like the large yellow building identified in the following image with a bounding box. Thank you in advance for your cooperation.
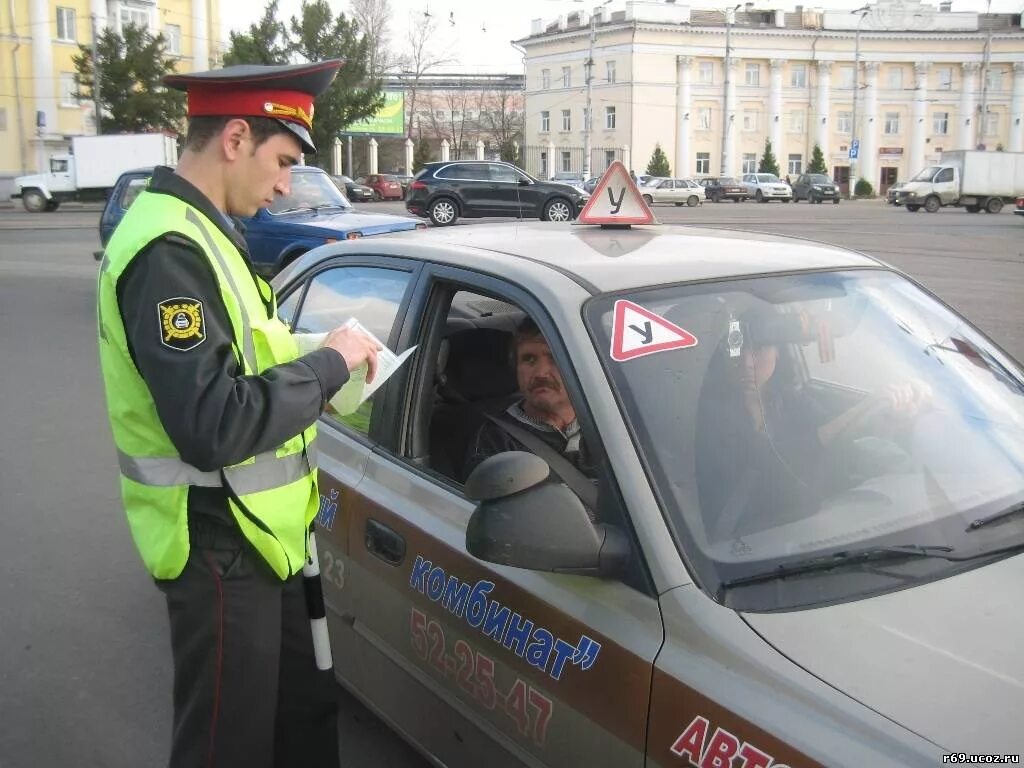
[519,0,1024,194]
[0,0,220,188]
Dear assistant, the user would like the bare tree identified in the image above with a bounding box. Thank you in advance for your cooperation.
[401,9,455,139]
[348,0,400,75]
[478,89,524,161]
[427,89,473,159]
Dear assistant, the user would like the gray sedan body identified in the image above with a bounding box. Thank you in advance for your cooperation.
[274,222,1024,768]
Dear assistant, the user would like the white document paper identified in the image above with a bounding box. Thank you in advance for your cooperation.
[293,319,417,415]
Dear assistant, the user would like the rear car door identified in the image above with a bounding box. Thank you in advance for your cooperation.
[344,265,663,767]
[273,255,422,711]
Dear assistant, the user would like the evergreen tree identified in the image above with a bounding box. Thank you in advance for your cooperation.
[758,139,780,177]
[499,140,519,165]
[412,136,432,172]
[222,0,290,66]
[72,25,185,135]
[807,144,828,174]
[646,143,671,177]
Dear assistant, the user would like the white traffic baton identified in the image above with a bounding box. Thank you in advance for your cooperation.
[303,528,333,671]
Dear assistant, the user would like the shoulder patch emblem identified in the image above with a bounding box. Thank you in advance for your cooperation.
[158,298,206,351]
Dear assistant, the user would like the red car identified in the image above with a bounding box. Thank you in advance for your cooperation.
[357,173,405,201]
[1015,195,1024,220]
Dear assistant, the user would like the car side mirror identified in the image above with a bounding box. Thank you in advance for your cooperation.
[518,178,531,186]
[464,452,629,578]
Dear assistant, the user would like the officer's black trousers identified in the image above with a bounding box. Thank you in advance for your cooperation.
[156,527,340,768]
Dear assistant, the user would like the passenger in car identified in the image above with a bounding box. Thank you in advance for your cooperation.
[463,316,598,486]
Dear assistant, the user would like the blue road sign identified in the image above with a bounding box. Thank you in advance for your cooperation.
[849,139,860,160]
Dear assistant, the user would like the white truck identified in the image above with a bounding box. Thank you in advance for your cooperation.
[12,133,178,212]
[897,150,1024,214]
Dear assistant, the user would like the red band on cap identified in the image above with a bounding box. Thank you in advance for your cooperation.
[187,87,314,129]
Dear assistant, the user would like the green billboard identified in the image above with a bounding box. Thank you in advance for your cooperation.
[344,91,405,135]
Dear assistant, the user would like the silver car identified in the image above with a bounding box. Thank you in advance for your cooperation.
[641,178,705,207]
[741,173,793,202]
[275,222,1024,767]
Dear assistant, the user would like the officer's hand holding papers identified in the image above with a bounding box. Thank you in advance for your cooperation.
[295,318,417,415]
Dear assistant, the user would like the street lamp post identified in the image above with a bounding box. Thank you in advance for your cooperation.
[849,5,869,199]
[719,4,741,177]
[583,0,612,180]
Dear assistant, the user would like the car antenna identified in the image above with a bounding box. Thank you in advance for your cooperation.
[573,161,657,230]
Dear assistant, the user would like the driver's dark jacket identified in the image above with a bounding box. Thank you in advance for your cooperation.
[114,167,350,537]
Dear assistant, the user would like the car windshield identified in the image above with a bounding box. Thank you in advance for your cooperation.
[807,174,831,184]
[268,171,351,214]
[756,174,780,183]
[588,271,1024,611]
[911,166,942,182]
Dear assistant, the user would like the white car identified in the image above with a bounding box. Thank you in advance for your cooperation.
[641,178,705,207]
[741,173,793,202]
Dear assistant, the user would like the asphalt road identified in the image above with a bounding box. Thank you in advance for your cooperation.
[0,200,1021,768]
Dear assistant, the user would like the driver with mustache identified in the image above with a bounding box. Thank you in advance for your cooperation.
[463,317,598,490]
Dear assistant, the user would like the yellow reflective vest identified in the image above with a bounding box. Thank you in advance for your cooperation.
[97,190,319,580]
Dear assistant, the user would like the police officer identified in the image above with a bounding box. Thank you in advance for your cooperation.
[96,60,377,768]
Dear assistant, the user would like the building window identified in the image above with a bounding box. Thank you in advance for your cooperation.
[788,111,805,134]
[695,152,710,175]
[120,6,150,30]
[562,66,571,88]
[745,63,760,86]
[540,151,547,178]
[0,107,7,132]
[561,109,571,131]
[561,151,572,172]
[837,111,852,134]
[540,111,550,132]
[59,72,79,107]
[936,67,952,91]
[541,69,550,89]
[164,23,181,54]
[790,64,806,88]
[984,111,999,136]
[698,62,714,85]
[582,107,590,131]
[887,66,903,90]
[787,154,802,175]
[884,111,900,134]
[985,67,1003,92]
[606,60,616,84]
[56,7,77,42]
[697,107,712,131]
[839,66,855,89]
[933,111,949,135]
[605,149,616,168]
[742,153,757,174]
[605,105,616,130]
[742,110,760,132]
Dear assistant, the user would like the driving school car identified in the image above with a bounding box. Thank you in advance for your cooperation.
[273,205,1024,766]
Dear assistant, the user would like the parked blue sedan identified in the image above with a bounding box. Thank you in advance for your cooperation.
[96,165,425,276]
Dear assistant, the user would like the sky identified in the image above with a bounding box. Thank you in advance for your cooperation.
[218,0,1024,74]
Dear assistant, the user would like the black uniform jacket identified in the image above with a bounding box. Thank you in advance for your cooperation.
[116,167,349,529]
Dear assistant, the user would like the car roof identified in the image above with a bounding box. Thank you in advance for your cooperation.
[309,222,881,294]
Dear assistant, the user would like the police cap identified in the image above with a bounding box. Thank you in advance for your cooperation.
[164,59,343,154]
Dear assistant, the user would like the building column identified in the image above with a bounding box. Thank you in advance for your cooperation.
[769,59,784,162]
[192,0,209,71]
[675,56,693,177]
[30,0,56,143]
[816,61,832,160]
[959,62,980,150]
[861,62,879,191]
[724,58,739,177]
[90,0,107,29]
[1010,62,1024,153]
[911,62,929,174]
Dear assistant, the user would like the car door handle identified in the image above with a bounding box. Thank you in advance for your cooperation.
[365,518,406,566]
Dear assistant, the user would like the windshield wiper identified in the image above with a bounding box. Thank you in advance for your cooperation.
[719,544,957,592]
[275,206,314,214]
[966,502,1024,532]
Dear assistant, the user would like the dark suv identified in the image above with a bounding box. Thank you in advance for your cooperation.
[792,173,841,204]
[406,161,588,226]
